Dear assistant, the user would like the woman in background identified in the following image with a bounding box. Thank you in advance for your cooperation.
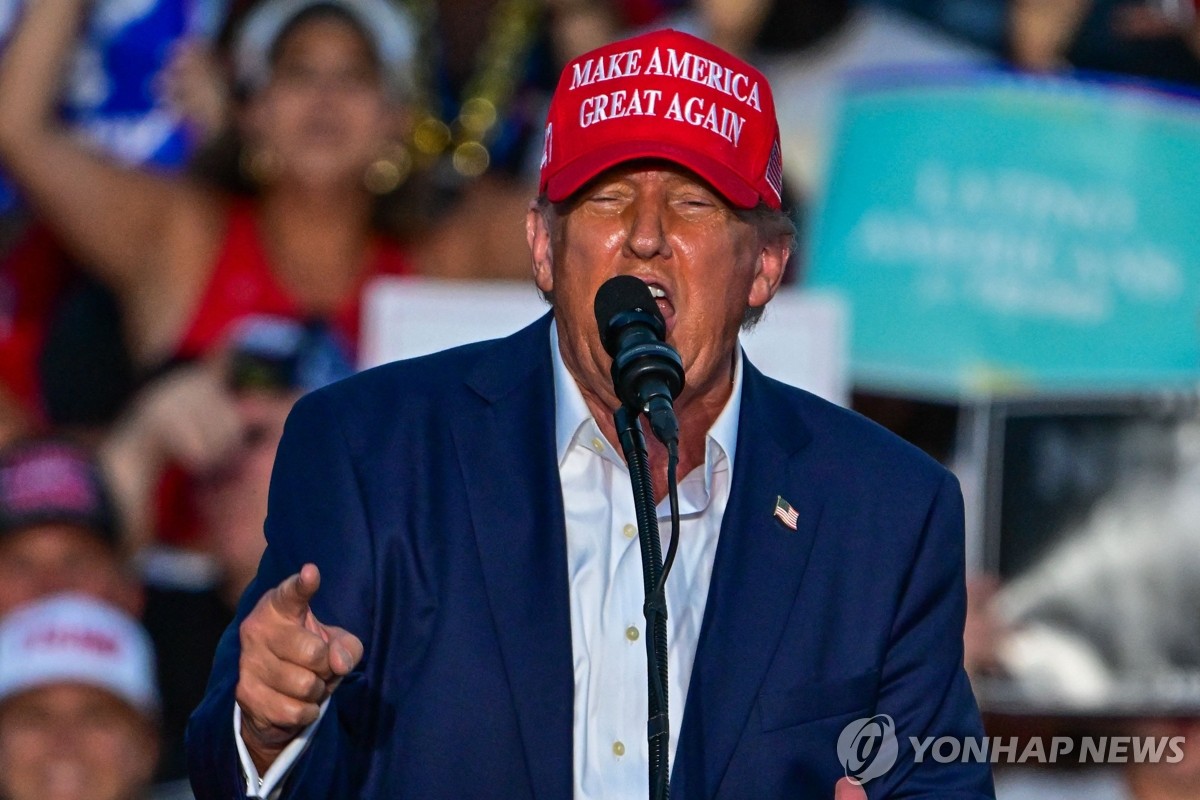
[0,0,417,368]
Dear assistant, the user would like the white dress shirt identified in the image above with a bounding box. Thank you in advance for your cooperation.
[236,321,742,799]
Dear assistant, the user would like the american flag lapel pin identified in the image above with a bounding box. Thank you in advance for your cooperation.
[773,495,798,531]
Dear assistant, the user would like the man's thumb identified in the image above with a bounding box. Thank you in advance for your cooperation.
[272,563,321,621]
[834,777,868,800]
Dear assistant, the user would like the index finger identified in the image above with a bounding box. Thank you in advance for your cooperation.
[270,563,321,622]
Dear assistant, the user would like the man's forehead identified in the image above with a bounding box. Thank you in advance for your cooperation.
[0,522,115,555]
[568,159,732,202]
[0,682,146,724]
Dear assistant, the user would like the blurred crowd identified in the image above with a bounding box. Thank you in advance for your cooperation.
[1,0,1199,797]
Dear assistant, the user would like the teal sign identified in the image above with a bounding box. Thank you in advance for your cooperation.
[808,72,1200,398]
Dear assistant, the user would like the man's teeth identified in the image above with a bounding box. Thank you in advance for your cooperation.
[648,286,666,299]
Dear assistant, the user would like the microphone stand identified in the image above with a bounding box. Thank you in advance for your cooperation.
[614,405,671,800]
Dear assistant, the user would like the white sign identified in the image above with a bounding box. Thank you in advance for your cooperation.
[361,278,849,407]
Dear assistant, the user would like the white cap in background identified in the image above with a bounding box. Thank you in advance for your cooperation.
[234,0,416,98]
[0,593,159,718]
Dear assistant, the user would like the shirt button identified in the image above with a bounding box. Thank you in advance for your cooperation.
[622,524,636,539]
[612,740,626,757]
[591,437,605,452]
[625,626,640,642]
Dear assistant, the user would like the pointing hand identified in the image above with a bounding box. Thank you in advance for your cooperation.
[235,563,363,773]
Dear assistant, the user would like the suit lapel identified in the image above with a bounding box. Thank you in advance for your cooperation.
[673,361,822,800]
[452,315,575,800]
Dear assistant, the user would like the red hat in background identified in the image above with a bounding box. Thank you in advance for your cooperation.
[539,29,783,210]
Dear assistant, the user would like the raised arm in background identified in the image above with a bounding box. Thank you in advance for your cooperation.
[0,0,222,362]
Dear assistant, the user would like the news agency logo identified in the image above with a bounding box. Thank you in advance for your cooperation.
[836,715,1187,780]
[836,714,898,784]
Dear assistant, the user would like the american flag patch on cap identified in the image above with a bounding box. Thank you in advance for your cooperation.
[765,139,783,202]
[773,495,798,530]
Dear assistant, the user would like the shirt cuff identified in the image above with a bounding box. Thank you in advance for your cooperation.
[234,699,330,799]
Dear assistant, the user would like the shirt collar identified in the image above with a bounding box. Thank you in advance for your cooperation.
[550,319,742,479]
[552,321,597,467]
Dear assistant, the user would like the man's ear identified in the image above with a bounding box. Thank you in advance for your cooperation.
[527,204,555,295]
[747,237,789,311]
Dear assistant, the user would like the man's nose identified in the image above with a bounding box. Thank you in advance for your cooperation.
[623,202,672,261]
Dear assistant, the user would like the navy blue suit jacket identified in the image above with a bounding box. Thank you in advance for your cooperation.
[188,314,994,798]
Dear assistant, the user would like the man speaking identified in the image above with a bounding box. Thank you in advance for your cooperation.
[188,28,994,799]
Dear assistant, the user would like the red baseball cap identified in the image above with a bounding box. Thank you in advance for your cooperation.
[539,29,783,210]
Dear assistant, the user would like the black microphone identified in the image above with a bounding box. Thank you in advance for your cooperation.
[593,276,685,445]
